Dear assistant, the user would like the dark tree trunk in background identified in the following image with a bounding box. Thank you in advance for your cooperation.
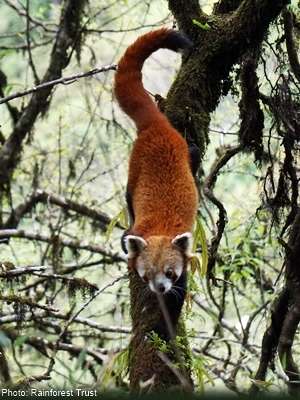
[0,0,87,192]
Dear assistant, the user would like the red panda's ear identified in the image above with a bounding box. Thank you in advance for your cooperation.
[125,235,147,258]
[171,232,194,259]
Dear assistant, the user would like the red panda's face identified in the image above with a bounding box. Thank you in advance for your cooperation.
[124,233,194,294]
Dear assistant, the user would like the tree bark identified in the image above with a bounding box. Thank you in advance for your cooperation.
[278,209,300,395]
[128,271,193,393]
[164,0,289,156]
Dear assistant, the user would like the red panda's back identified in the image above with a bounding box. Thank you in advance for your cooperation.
[128,124,198,238]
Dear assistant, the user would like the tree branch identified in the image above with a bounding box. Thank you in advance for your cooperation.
[283,8,300,83]
[213,0,242,14]
[164,0,289,155]
[43,274,124,378]
[0,64,117,106]
[0,0,89,188]
[278,209,300,395]
[203,144,242,280]
[238,50,264,161]
[0,229,127,261]
[0,310,131,334]
[0,265,47,277]
[250,288,290,394]
[4,189,123,231]
[0,293,59,313]
[167,0,203,37]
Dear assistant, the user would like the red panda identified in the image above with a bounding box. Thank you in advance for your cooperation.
[114,28,199,340]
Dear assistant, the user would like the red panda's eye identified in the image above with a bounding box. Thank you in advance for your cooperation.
[166,270,173,278]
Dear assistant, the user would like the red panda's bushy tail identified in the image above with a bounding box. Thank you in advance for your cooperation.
[114,28,192,133]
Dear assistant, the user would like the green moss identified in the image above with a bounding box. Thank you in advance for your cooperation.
[66,277,98,307]
[163,54,212,159]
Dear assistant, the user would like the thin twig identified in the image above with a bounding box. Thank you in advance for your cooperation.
[0,293,59,313]
[203,144,242,279]
[0,64,117,105]
[43,274,125,378]
[0,310,131,334]
[0,265,48,276]
[0,229,127,261]
[4,188,123,232]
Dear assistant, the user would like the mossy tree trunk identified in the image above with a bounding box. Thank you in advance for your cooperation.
[128,0,290,393]
[128,271,193,393]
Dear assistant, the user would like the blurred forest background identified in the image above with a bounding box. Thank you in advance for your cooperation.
[0,0,300,396]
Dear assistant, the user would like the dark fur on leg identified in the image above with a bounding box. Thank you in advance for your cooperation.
[121,188,135,254]
[188,146,200,177]
[125,187,135,227]
[150,270,187,341]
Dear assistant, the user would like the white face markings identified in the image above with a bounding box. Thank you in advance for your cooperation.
[136,265,146,279]
[173,264,183,279]
[149,273,172,293]
[147,263,183,294]
[163,264,171,274]
[131,235,188,294]
[137,263,156,280]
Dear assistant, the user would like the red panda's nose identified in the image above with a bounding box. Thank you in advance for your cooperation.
[156,283,166,293]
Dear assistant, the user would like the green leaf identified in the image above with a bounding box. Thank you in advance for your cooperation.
[105,211,122,243]
[56,356,72,373]
[281,351,287,370]
[192,216,208,277]
[14,333,31,346]
[250,379,273,391]
[0,331,11,347]
[192,19,211,30]
[193,356,215,391]
[5,82,24,96]
[119,207,129,229]
[0,49,16,61]
[75,347,88,369]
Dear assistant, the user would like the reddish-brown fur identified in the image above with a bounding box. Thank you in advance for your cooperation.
[114,28,198,246]
[114,29,198,339]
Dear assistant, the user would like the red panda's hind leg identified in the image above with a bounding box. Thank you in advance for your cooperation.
[121,188,134,254]
[188,146,201,177]
[125,187,135,227]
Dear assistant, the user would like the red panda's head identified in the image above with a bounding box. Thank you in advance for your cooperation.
[124,232,194,294]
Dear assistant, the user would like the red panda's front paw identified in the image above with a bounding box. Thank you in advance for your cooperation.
[149,319,174,342]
